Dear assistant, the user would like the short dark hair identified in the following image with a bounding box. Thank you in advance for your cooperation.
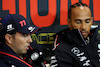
[0,31,16,43]
[68,2,89,20]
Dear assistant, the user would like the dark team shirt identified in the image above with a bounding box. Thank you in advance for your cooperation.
[50,28,100,67]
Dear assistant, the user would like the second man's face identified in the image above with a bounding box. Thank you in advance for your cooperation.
[68,6,93,38]
[11,32,32,56]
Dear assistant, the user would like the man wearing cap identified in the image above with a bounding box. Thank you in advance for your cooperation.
[0,14,44,67]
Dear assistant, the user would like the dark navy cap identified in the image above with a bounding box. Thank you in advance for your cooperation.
[0,14,40,34]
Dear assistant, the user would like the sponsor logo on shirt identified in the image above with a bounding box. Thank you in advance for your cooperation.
[97,44,100,62]
[71,47,91,66]
[98,44,100,49]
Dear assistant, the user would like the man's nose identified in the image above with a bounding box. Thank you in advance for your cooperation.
[81,22,86,30]
[28,35,32,43]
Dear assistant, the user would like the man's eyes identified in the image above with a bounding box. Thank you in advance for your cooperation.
[22,34,28,37]
[75,20,91,24]
[76,21,81,24]
[85,20,90,23]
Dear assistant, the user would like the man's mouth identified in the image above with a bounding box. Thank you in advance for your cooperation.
[25,46,29,50]
[81,31,88,36]
[81,32,87,35]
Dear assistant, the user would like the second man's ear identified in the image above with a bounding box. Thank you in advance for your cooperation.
[91,17,93,25]
[5,34,13,44]
[67,18,71,28]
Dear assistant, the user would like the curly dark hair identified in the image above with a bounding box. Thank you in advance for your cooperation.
[68,2,89,20]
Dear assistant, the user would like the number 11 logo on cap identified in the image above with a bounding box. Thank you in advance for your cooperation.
[19,20,26,27]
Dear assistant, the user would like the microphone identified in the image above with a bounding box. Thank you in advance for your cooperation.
[23,48,45,67]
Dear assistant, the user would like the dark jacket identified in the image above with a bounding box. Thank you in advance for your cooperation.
[51,28,100,67]
[0,43,33,67]
[0,43,45,67]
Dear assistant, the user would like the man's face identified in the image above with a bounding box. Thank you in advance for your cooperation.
[68,6,93,38]
[11,32,32,56]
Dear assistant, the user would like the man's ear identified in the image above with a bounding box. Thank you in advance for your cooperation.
[67,18,71,28]
[5,34,12,44]
[91,17,93,24]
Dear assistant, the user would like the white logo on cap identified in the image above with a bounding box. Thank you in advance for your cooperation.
[28,26,35,32]
[7,24,14,32]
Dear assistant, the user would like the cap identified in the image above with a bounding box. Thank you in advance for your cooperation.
[0,14,40,35]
